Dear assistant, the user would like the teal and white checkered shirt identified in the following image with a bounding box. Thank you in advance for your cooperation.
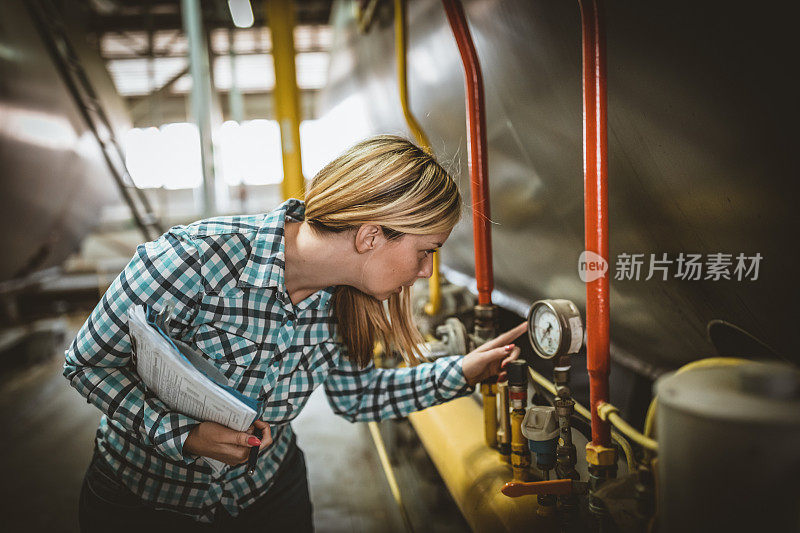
[64,198,473,522]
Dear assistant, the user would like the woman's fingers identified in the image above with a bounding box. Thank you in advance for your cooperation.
[223,429,260,448]
[478,322,527,352]
[501,346,522,368]
[219,443,251,465]
[251,419,273,450]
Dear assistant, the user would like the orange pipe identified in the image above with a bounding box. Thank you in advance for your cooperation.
[441,0,494,305]
[579,0,611,447]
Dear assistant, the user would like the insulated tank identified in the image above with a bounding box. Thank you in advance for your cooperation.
[655,362,800,531]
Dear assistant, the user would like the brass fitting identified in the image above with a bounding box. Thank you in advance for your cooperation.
[586,441,618,466]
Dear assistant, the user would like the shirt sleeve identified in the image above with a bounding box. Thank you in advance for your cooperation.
[322,347,475,422]
[63,229,204,464]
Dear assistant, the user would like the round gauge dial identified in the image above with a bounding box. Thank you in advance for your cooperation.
[532,305,562,357]
[527,299,584,359]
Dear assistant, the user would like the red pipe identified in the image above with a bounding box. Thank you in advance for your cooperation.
[441,0,494,306]
[579,0,611,447]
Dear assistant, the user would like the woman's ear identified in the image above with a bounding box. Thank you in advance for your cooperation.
[354,224,384,253]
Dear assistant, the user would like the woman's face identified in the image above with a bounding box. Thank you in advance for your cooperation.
[359,229,452,301]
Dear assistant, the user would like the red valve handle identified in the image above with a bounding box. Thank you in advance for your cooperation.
[501,479,575,497]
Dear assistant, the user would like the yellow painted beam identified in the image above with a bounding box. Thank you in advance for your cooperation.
[266,0,304,199]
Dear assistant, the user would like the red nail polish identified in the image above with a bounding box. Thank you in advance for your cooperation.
[248,437,261,446]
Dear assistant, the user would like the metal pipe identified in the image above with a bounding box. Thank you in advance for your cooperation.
[578,0,611,447]
[266,0,305,200]
[228,29,244,123]
[497,380,511,462]
[393,0,442,316]
[441,0,493,306]
[529,366,636,471]
[480,379,498,448]
[408,397,552,531]
[181,0,217,217]
[597,402,658,452]
[508,361,531,481]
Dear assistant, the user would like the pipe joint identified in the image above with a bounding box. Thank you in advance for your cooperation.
[586,441,618,466]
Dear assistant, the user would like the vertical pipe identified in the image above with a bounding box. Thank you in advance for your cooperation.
[508,361,531,481]
[266,0,305,200]
[441,0,493,306]
[228,29,244,123]
[497,380,511,462]
[578,0,611,447]
[394,0,442,315]
[181,0,217,217]
[480,380,498,448]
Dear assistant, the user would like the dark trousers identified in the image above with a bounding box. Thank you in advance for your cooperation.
[78,443,314,533]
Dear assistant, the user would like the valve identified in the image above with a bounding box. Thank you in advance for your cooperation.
[521,405,560,513]
[522,406,559,470]
[501,479,589,498]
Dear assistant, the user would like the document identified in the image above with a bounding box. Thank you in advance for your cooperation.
[128,305,259,473]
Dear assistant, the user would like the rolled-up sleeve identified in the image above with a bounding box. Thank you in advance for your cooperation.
[323,348,475,422]
[64,229,203,463]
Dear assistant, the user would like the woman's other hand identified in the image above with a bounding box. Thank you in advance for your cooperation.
[183,419,272,466]
[461,322,527,387]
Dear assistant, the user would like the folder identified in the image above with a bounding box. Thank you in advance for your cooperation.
[128,305,260,473]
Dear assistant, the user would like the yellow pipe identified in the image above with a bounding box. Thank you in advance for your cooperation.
[408,397,557,532]
[509,408,530,481]
[367,422,414,533]
[423,252,442,316]
[393,0,442,315]
[597,402,658,452]
[496,380,511,463]
[480,381,498,448]
[266,0,304,200]
[356,0,381,33]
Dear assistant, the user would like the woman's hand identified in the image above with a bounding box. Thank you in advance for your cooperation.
[183,419,272,466]
[461,322,527,387]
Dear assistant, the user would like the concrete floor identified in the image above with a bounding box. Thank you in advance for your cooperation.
[0,317,468,533]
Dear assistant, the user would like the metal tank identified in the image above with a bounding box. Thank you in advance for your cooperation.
[0,0,124,285]
[655,362,800,531]
[317,0,797,372]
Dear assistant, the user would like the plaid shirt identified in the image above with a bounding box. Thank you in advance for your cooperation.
[64,198,473,522]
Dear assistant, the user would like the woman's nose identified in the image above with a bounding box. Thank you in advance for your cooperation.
[418,253,434,278]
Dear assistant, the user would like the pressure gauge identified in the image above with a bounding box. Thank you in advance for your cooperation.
[526,299,584,359]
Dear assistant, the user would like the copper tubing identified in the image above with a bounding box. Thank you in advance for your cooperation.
[578,0,611,447]
[441,0,494,305]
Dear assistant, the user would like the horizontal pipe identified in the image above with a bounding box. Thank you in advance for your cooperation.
[408,397,553,532]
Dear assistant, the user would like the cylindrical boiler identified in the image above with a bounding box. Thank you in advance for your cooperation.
[656,362,800,531]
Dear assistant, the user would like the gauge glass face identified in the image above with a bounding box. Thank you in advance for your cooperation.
[532,305,562,356]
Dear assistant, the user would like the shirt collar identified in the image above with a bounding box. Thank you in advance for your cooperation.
[238,198,335,312]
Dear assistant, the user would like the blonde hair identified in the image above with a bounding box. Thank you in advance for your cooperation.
[304,135,461,368]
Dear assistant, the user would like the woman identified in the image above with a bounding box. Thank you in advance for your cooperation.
[65,135,525,531]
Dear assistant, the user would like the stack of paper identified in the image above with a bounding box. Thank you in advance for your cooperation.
[128,305,259,473]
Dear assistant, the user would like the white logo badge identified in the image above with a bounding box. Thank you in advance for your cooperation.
[578,251,608,282]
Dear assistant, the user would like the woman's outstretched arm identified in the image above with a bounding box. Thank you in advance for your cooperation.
[323,323,525,422]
